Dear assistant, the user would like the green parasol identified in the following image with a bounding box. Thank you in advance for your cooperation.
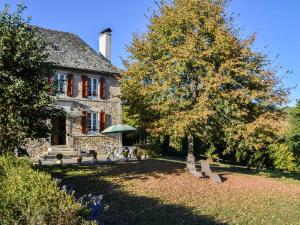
[101,124,137,134]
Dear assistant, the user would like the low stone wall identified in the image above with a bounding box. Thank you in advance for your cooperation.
[73,135,121,154]
[25,139,50,159]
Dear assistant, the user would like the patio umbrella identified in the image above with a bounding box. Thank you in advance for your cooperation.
[101,124,137,156]
[101,124,137,159]
[101,124,137,134]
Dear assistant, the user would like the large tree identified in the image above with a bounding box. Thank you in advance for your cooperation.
[0,4,59,154]
[121,0,288,167]
[287,100,300,162]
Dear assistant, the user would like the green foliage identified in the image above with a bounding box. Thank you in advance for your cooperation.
[269,143,297,171]
[205,145,219,162]
[0,155,92,225]
[121,0,288,161]
[0,4,61,154]
[137,144,163,158]
[287,100,300,162]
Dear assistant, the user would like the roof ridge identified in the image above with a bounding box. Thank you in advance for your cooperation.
[31,25,78,36]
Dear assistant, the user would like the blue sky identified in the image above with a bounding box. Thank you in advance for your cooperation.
[1,0,299,105]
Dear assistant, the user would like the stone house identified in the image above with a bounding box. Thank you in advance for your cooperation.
[32,27,122,157]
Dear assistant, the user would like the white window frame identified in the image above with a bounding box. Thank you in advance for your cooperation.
[87,112,98,134]
[53,74,66,95]
[88,77,98,99]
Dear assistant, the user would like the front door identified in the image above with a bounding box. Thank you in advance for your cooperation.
[51,117,66,145]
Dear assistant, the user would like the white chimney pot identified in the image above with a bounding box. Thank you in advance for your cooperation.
[99,28,112,61]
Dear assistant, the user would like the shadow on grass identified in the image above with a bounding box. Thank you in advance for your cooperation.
[155,156,300,182]
[46,160,186,181]
[211,163,300,181]
[44,160,227,225]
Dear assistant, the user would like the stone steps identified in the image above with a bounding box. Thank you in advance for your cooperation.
[48,150,77,155]
[42,145,86,160]
[43,154,79,160]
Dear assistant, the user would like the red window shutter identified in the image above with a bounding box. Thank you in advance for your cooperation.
[66,74,73,97]
[99,111,106,132]
[82,76,88,98]
[47,75,53,95]
[81,111,88,134]
[99,78,106,99]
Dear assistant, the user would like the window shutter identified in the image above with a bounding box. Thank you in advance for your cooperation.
[99,78,106,99]
[81,111,88,134]
[99,111,106,132]
[48,75,53,95]
[82,76,88,98]
[67,74,73,97]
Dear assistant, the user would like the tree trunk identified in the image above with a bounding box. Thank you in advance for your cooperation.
[186,134,196,170]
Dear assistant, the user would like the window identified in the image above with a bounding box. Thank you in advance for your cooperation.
[87,112,98,132]
[88,78,98,97]
[53,74,66,94]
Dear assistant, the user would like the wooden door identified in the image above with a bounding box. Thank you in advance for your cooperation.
[51,117,66,145]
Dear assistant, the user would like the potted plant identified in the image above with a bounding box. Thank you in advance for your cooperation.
[91,151,98,164]
[135,150,143,161]
[56,153,63,165]
[123,150,129,161]
[77,156,83,165]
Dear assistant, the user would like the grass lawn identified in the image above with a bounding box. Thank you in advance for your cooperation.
[45,159,300,225]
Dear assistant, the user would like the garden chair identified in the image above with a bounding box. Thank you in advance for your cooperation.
[200,161,222,183]
[113,147,124,159]
[187,162,204,178]
[106,146,114,159]
[128,146,137,159]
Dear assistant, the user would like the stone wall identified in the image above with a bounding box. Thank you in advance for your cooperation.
[55,68,121,102]
[73,135,121,154]
[25,138,50,159]
[70,100,121,136]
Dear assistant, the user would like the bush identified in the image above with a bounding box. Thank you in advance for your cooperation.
[268,143,297,171]
[136,144,162,158]
[204,145,219,163]
[0,155,93,225]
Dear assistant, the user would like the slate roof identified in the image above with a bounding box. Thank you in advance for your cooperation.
[36,26,119,75]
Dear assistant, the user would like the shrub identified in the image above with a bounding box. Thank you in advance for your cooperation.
[268,143,297,171]
[0,155,93,225]
[204,146,219,163]
[123,149,129,158]
[136,144,162,158]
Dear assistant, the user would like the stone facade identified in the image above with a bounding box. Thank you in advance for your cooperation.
[52,68,122,149]
[34,26,122,157]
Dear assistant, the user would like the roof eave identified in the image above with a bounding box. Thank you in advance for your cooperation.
[52,64,121,76]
